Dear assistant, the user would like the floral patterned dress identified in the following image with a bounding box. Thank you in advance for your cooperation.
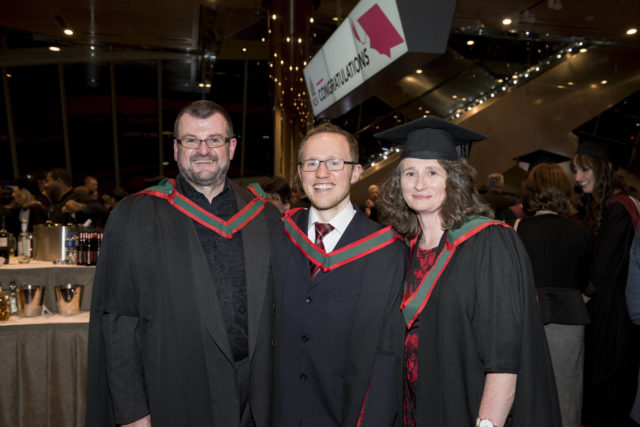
[403,246,438,427]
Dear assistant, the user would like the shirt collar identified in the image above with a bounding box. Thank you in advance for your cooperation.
[307,203,356,237]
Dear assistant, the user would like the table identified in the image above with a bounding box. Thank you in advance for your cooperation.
[0,259,96,314]
[0,312,89,427]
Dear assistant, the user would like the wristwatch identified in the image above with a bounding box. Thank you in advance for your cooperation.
[476,417,497,427]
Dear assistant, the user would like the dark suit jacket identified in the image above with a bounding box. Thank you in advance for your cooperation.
[272,208,408,427]
[86,180,279,426]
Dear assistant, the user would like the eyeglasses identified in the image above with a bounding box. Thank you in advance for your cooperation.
[299,158,357,172]
[176,135,231,149]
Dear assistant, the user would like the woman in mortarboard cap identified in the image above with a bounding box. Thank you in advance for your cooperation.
[571,133,640,427]
[376,117,561,427]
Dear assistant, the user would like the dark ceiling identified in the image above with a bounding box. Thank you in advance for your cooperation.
[0,0,638,183]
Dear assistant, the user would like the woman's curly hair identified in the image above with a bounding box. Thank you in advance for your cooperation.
[521,163,573,216]
[380,159,493,239]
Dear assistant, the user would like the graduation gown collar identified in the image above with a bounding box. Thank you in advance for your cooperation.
[282,207,402,274]
[401,216,509,327]
[138,177,268,238]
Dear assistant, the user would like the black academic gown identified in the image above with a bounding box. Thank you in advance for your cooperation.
[410,223,561,426]
[272,208,408,427]
[583,200,640,426]
[86,181,280,427]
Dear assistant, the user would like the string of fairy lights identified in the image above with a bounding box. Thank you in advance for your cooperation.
[365,40,591,169]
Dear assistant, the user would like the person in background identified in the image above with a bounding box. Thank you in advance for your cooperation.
[362,183,383,223]
[498,149,571,225]
[481,172,517,218]
[86,100,281,427]
[572,133,640,427]
[263,176,291,215]
[377,116,561,427]
[84,176,100,201]
[272,122,408,426]
[626,226,640,424]
[4,185,48,233]
[44,168,107,226]
[515,163,593,427]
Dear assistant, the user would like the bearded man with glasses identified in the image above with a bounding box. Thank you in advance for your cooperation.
[86,100,280,427]
[271,122,408,426]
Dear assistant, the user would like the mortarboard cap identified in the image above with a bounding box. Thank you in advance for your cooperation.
[575,132,635,169]
[374,116,488,161]
[513,149,571,172]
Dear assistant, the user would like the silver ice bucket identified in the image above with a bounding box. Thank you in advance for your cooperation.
[17,284,44,317]
[33,224,76,262]
[55,284,84,316]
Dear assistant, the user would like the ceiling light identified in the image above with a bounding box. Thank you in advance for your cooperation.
[298,38,302,44]
[502,18,512,26]
[198,83,205,88]
[272,14,277,20]
[49,46,61,52]
[286,37,290,43]
[332,17,339,22]
[205,83,211,88]
[261,37,266,43]
[567,81,574,86]
[579,48,587,53]
[309,17,314,23]
[416,69,423,74]
[242,47,247,52]
[601,80,608,85]
[63,28,73,36]
[466,40,475,46]
[627,28,638,35]
[6,74,11,78]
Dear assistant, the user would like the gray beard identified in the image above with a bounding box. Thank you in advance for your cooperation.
[178,161,229,190]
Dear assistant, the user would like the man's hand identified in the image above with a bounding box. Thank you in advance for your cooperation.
[123,415,151,427]
[62,199,87,213]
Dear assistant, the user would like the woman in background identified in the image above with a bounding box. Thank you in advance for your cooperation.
[516,163,592,427]
[5,185,48,233]
[572,134,640,427]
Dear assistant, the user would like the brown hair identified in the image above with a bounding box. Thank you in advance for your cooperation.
[174,100,233,137]
[381,159,493,238]
[571,153,639,232]
[48,168,72,187]
[521,164,573,215]
[297,122,359,163]
[262,176,291,204]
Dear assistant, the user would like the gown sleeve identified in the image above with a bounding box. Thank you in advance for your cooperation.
[471,225,532,374]
[86,197,149,425]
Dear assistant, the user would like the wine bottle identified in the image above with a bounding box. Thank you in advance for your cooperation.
[0,217,10,264]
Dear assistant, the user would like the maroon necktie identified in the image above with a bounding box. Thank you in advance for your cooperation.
[310,222,334,280]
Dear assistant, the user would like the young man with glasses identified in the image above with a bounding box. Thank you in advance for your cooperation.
[86,100,280,427]
[272,122,408,426]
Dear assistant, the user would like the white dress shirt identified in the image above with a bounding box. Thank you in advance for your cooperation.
[307,204,357,253]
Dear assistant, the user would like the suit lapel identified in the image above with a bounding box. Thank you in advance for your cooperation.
[291,210,313,286]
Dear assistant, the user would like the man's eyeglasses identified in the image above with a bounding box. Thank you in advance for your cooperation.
[176,135,231,149]
[299,158,357,172]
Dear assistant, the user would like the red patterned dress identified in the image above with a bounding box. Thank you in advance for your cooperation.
[403,246,439,427]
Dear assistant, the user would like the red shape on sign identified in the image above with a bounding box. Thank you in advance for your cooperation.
[356,4,404,58]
